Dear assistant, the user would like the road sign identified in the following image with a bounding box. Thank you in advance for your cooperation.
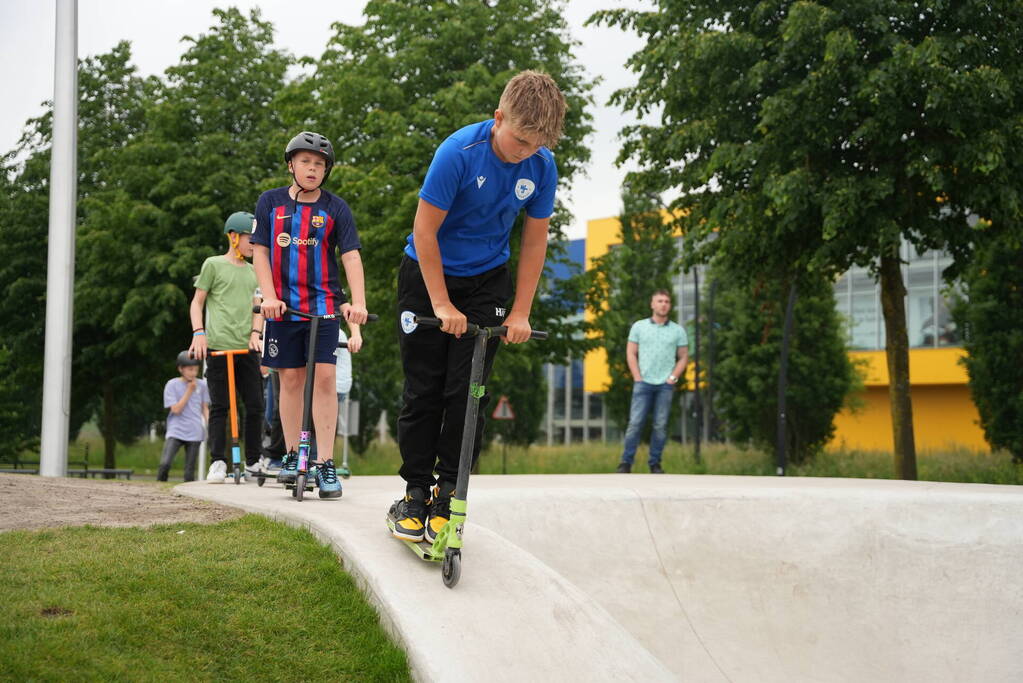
[492,395,515,420]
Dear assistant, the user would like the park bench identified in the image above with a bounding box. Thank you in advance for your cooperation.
[67,467,134,480]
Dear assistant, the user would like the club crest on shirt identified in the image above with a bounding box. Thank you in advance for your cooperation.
[515,178,535,201]
[400,310,418,334]
[311,214,325,228]
[276,233,292,248]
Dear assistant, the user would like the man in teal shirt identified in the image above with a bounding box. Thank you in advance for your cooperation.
[616,290,689,473]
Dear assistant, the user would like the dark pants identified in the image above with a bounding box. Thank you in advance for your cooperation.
[158,437,200,482]
[264,371,287,460]
[206,350,264,466]
[396,255,510,492]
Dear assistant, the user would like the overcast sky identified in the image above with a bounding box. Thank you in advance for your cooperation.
[0,0,653,240]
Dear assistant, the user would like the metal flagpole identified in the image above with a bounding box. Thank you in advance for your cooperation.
[40,0,79,477]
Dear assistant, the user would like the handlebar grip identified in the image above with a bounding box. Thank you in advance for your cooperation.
[412,315,547,339]
[251,304,377,323]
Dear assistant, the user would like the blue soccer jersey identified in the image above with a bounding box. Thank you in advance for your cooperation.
[405,119,558,277]
[252,187,361,319]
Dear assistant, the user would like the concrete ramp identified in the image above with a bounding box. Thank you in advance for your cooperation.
[177,474,1023,682]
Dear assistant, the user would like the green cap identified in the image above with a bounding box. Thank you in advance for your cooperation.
[224,211,255,235]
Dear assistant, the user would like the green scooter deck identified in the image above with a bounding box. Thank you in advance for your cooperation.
[386,515,444,562]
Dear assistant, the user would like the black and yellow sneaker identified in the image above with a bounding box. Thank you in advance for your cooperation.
[425,480,456,544]
[389,488,429,542]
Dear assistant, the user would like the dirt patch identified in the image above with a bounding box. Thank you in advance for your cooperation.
[0,473,244,532]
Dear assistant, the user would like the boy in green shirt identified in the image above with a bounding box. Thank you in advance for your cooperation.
[189,211,266,483]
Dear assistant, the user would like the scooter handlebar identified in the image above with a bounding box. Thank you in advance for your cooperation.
[252,304,377,323]
[414,316,548,340]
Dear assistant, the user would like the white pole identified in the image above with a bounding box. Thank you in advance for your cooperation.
[40,0,78,478]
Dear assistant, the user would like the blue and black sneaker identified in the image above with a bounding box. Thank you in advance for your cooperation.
[315,459,342,499]
[277,451,298,485]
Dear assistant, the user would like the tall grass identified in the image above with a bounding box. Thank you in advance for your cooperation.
[53,432,1023,486]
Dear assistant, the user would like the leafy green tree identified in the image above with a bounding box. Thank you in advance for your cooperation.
[595,1,1023,479]
[293,0,596,450]
[0,42,154,465]
[585,184,679,431]
[87,8,293,465]
[956,226,1023,463]
[709,265,858,463]
[0,146,48,461]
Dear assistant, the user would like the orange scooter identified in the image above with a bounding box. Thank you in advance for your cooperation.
[209,349,252,485]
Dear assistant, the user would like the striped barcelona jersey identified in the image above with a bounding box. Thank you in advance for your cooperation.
[252,187,361,320]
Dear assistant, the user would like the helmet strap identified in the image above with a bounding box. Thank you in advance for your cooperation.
[229,232,244,261]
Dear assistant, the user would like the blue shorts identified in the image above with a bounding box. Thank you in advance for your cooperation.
[262,319,340,368]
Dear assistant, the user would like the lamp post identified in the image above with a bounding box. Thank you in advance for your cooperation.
[40,0,78,478]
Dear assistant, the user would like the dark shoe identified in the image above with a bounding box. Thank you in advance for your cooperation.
[650,463,665,474]
[615,462,631,474]
[425,480,456,544]
[277,451,299,484]
[315,459,342,499]
[389,488,429,542]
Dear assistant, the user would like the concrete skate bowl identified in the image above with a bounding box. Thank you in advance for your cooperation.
[470,475,1023,682]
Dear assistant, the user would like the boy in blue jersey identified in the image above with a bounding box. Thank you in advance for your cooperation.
[252,131,368,499]
[390,71,566,542]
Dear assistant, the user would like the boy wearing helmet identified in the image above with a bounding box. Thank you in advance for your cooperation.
[252,131,368,499]
[189,211,267,483]
[158,351,210,482]
[390,71,566,542]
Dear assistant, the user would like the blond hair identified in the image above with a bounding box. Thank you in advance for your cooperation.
[498,70,567,149]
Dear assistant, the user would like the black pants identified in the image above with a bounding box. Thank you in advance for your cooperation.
[264,371,286,459]
[396,255,510,492]
[206,350,264,466]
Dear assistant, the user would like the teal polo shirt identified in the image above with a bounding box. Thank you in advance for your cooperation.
[628,318,689,384]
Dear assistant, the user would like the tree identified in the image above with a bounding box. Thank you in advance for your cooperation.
[82,8,293,466]
[595,1,1023,479]
[0,145,49,460]
[0,42,154,464]
[293,0,596,449]
[585,183,679,431]
[956,226,1023,463]
[709,264,859,463]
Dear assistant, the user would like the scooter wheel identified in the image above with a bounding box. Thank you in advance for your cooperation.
[233,464,241,485]
[257,476,265,487]
[295,473,306,501]
[339,467,351,480]
[442,550,461,588]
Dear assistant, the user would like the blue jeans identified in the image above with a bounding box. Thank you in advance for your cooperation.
[621,381,675,466]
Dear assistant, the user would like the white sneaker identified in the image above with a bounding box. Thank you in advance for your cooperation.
[206,460,227,483]
[244,457,268,477]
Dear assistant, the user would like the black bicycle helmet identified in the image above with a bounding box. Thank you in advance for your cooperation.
[176,350,201,368]
[284,131,335,183]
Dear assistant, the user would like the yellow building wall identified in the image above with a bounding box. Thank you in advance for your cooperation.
[583,216,989,452]
[831,384,986,451]
[830,349,986,451]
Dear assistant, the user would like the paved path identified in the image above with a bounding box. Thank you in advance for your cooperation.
[177,474,1023,682]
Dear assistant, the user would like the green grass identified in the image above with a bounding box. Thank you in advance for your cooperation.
[27,429,1023,486]
[343,439,1022,485]
[0,515,410,682]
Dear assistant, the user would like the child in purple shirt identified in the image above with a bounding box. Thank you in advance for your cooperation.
[159,351,210,482]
